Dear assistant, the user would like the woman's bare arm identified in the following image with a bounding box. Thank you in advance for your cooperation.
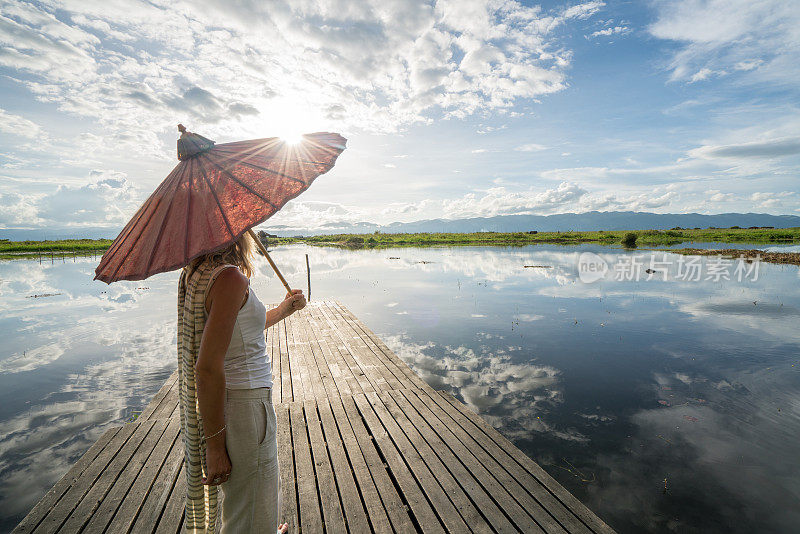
[195,267,248,484]
[266,289,306,329]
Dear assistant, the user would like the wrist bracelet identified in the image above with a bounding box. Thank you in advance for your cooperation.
[203,424,226,442]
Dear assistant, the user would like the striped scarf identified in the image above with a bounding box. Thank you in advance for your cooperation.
[177,258,227,533]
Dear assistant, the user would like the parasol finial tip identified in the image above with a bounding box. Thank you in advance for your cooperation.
[177,123,187,134]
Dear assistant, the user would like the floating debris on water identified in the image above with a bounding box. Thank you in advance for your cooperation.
[388,257,400,259]
[523,265,552,268]
[554,458,596,483]
[26,293,62,298]
[416,260,434,264]
[125,410,142,423]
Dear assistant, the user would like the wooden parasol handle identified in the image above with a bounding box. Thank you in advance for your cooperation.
[247,228,293,295]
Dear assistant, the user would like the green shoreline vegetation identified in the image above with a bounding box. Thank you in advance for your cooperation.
[0,238,111,258]
[1,227,798,261]
[281,226,800,249]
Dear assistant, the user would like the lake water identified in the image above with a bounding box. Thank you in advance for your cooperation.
[1,244,798,533]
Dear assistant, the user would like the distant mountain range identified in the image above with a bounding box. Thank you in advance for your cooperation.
[2,211,799,241]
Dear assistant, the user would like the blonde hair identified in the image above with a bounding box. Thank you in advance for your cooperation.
[189,232,257,278]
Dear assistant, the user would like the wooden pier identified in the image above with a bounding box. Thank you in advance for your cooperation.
[13,301,614,533]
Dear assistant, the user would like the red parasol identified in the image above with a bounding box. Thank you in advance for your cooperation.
[94,125,346,289]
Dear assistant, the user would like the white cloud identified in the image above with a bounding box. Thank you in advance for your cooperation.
[0,0,602,148]
[587,25,630,39]
[441,181,588,218]
[648,0,800,85]
[689,137,800,159]
[563,1,605,20]
[688,67,721,83]
[0,108,41,138]
[0,191,39,226]
[0,171,140,228]
[515,143,547,151]
[707,190,735,203]
[261,179,693,229]
[749,191,797,209]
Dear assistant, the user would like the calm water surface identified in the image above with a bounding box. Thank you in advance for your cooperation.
[1,244,798,533]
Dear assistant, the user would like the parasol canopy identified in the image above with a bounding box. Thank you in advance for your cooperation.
[94,126,346,284]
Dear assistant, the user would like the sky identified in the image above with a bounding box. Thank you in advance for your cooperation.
[0,0,799,235]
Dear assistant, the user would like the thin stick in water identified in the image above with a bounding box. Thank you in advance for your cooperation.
[305,253,311,302]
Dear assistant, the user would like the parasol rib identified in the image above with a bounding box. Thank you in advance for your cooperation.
[214,156,307,186]
[200,154,281,209]
[100,164,179,264]
[213,147,333,169]
[105,181,176,282]
[183,158,195,265]
[144,161,194,274]
[197,162,236,241]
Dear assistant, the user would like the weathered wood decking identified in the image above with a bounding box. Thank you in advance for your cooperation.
[14,300,614,533]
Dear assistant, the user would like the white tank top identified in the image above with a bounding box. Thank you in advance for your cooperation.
[205,264,273,390]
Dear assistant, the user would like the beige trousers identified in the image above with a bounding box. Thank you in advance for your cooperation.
[220,387,280,534]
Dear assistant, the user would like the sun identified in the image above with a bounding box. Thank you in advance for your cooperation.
[245,97,325,145]
[278,130,304,145]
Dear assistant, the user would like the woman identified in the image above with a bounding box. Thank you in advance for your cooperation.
[179,231,304,533]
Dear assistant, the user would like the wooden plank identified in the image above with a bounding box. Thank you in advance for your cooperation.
[316,399,372,534]
[348,394,446,533]
[31,421,142,534]
[105,417,181,533]
[329,396,410,534]
[276,404,298,534]
[153,461,186,534]
[292,311,328,400]
[129,427,185,533]
[268,317,280,402]
[285,313,311,401]
[407,389,569,534]
[289,402,323,533]
[12,426,122,534]
[280,317,293,403]
[304,400,347,532]
[59,419,167,533]
[395,389,548,534]
[320,301,406,391]
[385,390,520,534]
[306,303,372,397]
[362,391,475,533]
[316,303,394,392]
[332,301,428,390]
[333,300,428,389]
[304,308,354,398]
[294,310,340,400]
[80,417,170,532]
[310,305,356,399]
[150,386,179,420]
[139,371,179,421]
[437,391,615,534]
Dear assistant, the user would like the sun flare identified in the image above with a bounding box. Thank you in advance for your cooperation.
[278,131,304,145]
